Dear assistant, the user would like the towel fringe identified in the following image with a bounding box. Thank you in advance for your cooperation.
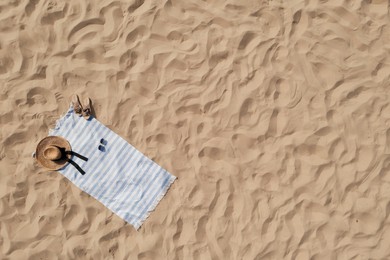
[49,104,74,135]
[134,176,177,230]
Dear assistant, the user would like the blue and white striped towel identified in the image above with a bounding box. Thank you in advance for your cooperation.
[49,105,176,230]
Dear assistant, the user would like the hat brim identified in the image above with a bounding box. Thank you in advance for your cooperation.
[36,136,72,170]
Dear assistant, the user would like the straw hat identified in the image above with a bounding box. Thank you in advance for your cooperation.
[35,136,71,170]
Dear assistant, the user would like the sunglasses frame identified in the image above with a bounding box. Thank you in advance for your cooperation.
[98,138,107,152]
[100,138,108,145]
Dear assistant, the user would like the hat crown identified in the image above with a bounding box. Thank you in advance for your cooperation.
[35,136,71,170]
[43,146,62,161]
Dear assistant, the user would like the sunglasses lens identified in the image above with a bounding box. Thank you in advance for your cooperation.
[98,145,105,152]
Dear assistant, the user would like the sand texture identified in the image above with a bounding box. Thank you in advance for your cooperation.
[1,0,390,259]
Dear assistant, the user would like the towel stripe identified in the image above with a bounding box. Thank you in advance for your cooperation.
[49,105,176,229]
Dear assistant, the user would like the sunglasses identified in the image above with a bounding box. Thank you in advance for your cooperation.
[98,138,108,152]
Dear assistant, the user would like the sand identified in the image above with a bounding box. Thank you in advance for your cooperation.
[1,0,390,259]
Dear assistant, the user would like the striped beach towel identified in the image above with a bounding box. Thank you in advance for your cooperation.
[48,105,176,230]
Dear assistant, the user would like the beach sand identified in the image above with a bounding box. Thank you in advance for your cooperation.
[1,0,390,259]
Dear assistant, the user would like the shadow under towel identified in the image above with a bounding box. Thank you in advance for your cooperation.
[49,105,176,230]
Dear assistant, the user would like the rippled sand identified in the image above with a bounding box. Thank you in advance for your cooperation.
[1,0,390,258]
